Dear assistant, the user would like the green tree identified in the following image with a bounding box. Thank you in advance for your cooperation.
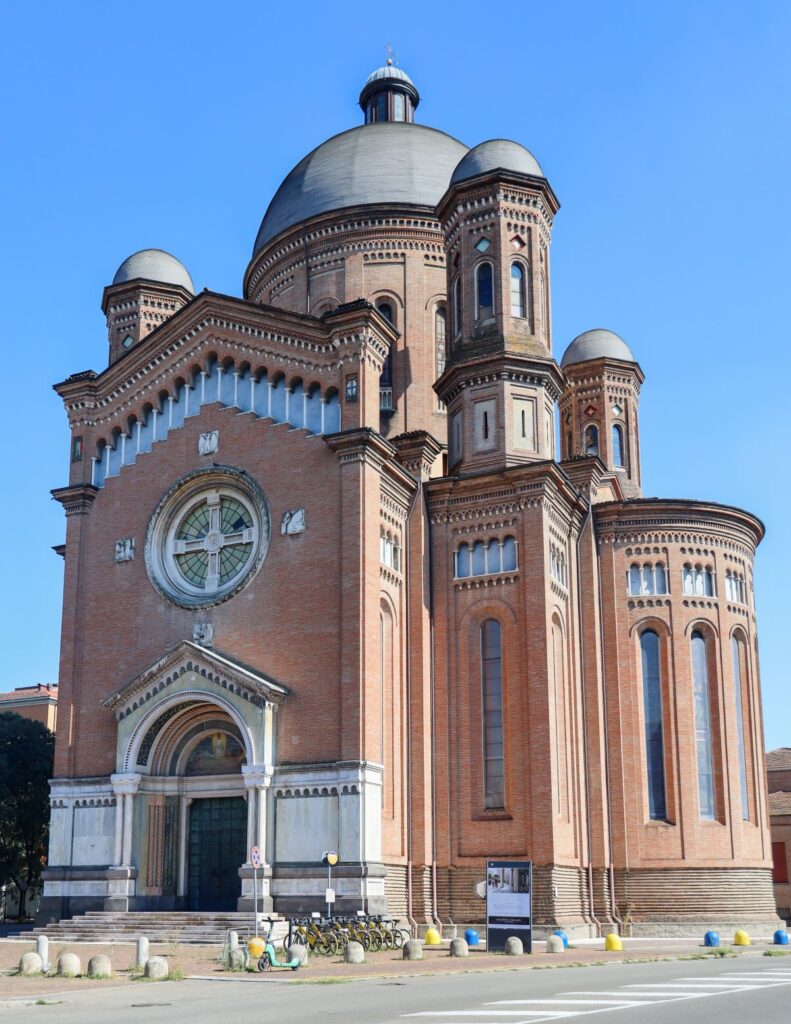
[0,712,54,919]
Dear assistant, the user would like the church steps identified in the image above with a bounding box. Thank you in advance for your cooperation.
[13,911,287,945]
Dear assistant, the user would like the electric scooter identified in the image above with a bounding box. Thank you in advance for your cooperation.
[256,917,301,971]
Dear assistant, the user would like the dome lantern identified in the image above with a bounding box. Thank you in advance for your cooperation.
[358,60,419,124]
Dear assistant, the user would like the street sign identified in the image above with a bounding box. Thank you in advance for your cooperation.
[251,846,262,868]
[485,860,532,953]
[325,888,336,904]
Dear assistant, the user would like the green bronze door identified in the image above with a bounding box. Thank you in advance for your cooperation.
[187,797,247,911]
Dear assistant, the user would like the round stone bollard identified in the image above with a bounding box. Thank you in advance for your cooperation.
[57,952,82,977]
[504,936,523,956]
[228,948,247,971]
[424,927,442,945]
[553,929,569,949]
[228,930,239,952]
[403,939,423,961]
[464,928,480,947]
[88,955,112,979]
[144,956,169,980]
[773,929,789,946]
[36,935,50,972]
[449,938,469,958]
[604,933,623,952]
[704,930,720,947]
[546,935,565,954]
[344,940,365,964]
[287,944,308,965]
[136,936,150,970]
[733,929,751,946]
[19,952,43,976]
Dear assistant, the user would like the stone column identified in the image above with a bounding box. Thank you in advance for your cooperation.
[112,793,123,867]
[239,765,273,913]
[110,774,141,867]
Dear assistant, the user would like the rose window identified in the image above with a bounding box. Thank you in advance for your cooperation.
[146,469,269,607]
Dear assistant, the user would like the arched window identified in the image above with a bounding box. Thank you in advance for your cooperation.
[584,424,599,456]
[456,543,470,579]
[453,276,462,337]
[471,540,486,577]
[377,301,394,406]
[611,423,625,467]
[475,262,494,321]
[629,564,642,595]
[502,536,517,572]
[435,306,446,378]
[731,634,751,820]
[510,262,526,318]
[481,620,504,808]
[551,620,569,819]
[655,563,668,594]
[691,630,716,820]
[640,630,667,820]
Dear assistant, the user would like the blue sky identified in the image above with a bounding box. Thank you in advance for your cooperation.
[1,1,789,747]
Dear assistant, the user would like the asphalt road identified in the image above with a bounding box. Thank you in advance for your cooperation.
[5,955,791,1023]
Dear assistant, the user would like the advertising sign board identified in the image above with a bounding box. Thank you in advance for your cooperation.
[485,860,532,953]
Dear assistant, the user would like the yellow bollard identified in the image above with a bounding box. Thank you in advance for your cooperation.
[604,933,623,952]
[733,929,750,946]
[247,936,266,958]
[424,927,442,945]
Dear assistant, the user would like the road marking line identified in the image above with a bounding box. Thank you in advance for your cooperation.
[486,1000,646,1007]
[405,1013,577,1019]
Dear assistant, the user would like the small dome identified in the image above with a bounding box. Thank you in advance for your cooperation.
[363,64,414,87]
[112,249,194,293]
[450,139,544,185]
[561,329,635,368]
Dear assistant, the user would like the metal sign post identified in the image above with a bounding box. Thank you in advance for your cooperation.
[251,846,262,938]
[322,850,339,918]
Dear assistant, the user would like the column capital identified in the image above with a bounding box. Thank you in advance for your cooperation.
[242,764,273,789]
[111,772,142,796]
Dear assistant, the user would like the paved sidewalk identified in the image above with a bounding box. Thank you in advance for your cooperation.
[1,935,788,1001]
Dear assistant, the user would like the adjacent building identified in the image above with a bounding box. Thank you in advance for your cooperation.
[40,63,779,935]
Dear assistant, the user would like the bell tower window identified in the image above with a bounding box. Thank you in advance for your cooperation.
[475,262,494,322]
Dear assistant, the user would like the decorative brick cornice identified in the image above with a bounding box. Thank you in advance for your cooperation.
[51,484,99,516]
[594,498,764,551]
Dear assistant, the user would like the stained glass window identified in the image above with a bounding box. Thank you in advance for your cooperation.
[640,630,667,820]
[174,495,254,592]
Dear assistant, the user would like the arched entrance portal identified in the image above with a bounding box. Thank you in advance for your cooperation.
[135,701,250,911]
[105,641,284,914]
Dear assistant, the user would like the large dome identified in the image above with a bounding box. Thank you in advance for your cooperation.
[112,249,194,293]
[253,123,468,254]
[561,328,635,367]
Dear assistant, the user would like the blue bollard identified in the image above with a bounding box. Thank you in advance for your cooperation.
[553,929,569,949]
[773,929,789,945]
[465,928,480,947]
[704,930,719,947]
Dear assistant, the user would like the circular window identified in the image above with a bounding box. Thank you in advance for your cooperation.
[146,468,269,607]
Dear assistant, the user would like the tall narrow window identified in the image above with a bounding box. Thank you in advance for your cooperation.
[481,620,504,808]
[475,262,494,321]
[612,424,625,467]
[435,306,446,379]
[453,276,461,337]
[640,630,667,820]
[691,631,716,819]
[731,635,750,820]
[584,424,599,456]
[552,621,569,819]
[377,302,394,406]
[510,262,526,317]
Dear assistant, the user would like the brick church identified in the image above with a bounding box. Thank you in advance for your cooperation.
[42,62,779,935]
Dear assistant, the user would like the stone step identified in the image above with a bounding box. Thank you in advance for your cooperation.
[13,910,290,945]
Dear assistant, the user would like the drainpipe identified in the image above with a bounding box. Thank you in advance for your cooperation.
[575,502,602,936]
[594,517,625,933]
